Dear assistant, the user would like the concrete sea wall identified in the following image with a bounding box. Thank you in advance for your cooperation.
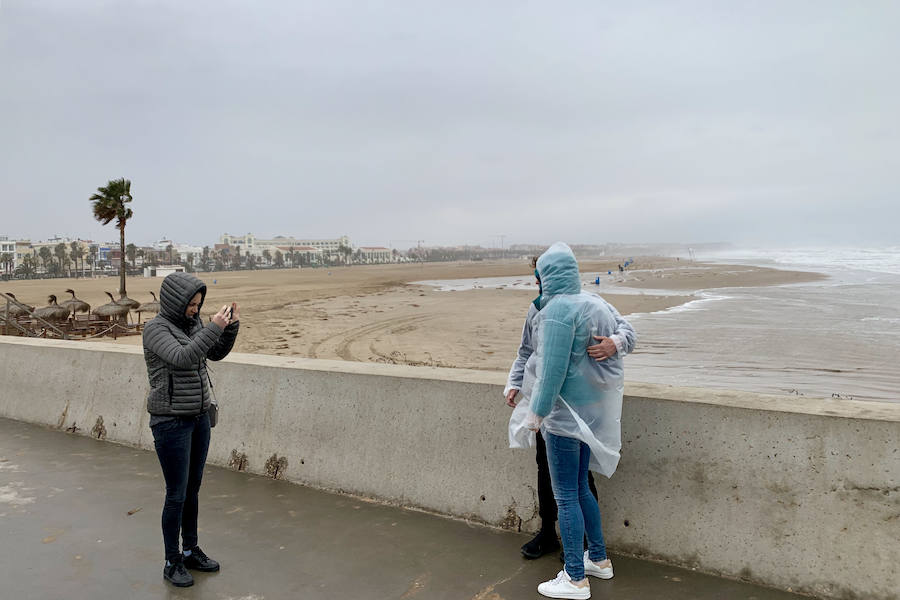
[0,337,897,599]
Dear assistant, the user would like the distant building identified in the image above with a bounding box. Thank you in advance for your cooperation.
[26,236,95,274]
[151,238,203,266]
[15,240,32,271]
[144,265,185,278]
[274,245,320,266]
[0,236,18,272]
[220,233,352,260]
[356,246,392,264]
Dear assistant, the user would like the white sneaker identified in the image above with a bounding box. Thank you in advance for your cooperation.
[583,551,614,579]
[537,569,591,599]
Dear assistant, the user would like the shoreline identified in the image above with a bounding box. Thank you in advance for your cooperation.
[2,258,826,372]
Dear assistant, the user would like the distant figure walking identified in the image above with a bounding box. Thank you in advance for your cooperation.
[142,272,239,588]
[508,243,633,599]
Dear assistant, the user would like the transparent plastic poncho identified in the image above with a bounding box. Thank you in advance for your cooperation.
[508,243,625,478]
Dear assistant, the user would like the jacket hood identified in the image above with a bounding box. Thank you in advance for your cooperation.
[536,242,581,299]
[158,272,207,327]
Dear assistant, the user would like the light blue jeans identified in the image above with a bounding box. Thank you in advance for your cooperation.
[545,431,608,580]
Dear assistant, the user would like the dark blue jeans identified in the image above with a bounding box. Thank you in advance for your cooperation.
[536,431,598,531]
[545,431,607,581]
[151,414,210,563]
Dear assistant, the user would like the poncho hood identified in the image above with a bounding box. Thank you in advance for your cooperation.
[536,242,581,299]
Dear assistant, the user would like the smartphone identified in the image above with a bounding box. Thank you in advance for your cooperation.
[225,305,233,320]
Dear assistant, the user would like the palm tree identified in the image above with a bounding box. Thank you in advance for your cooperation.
[262,249,271,266]
[54,243,68,276]
[338,243,353,265]
[126,243,137,271]
[69,242,79,276]
[90,177,133,296]
[38,246,52,274]
[75,243,84,276]
[89,245,98,275]
[0,253,12,275]
[16,255,36,279]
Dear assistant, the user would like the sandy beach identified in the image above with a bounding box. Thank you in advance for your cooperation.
[3,258,824,372]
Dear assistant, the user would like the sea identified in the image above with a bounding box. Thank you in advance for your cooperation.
[418,247,900,403]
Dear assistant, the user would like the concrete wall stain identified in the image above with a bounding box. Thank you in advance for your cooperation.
[56,398,70,429]
[498,501,522,532]
[90,416,106,440]
[229,449,248,472]
[264,454,288,479]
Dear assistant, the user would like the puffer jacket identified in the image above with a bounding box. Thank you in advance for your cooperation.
[142,272,239,416]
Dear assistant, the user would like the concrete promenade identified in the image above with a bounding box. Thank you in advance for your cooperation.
[2,337,899,599]
[0,417,806,600]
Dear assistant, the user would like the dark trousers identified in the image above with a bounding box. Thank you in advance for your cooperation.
[537,430,597,533]
[151,413,211,562]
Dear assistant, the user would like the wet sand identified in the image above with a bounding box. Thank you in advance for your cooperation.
[3,258,823,371]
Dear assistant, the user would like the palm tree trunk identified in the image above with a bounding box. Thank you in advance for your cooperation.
[119,225,126,295]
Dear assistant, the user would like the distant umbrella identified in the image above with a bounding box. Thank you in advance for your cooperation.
[93,292,131,319]
[4,292,35,317]
[33,295,71,321]
[116,292,141,310]
[136,291,160,315]
[61,289,91,315]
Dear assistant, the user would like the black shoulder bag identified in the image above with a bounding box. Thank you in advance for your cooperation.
[205,362,218,428]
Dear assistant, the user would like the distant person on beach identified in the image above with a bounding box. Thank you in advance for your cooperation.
[505,256,635,562]
[507,243,634,599]
[142,272,240,588]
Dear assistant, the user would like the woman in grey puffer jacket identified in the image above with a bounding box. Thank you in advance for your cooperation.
[143,271,239,588]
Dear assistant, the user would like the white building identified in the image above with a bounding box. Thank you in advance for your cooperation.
[220,233,352,260]
[273,245,320,264]
[144,265,185,278]
[0,236,18,273]
[151,238,204,265]
[25,236,95,274]
[356,247,393,264]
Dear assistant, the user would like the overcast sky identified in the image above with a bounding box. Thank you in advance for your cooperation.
[2,1,898,249]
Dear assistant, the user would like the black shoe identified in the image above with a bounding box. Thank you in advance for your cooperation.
[183,546,220,572]
[163,559,194,587]
[521,530,561,559]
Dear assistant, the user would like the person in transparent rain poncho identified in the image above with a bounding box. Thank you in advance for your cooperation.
[504,256,635,562]
[507,242,635,600]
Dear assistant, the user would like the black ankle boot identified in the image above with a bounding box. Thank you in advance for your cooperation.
[521,530,560,559]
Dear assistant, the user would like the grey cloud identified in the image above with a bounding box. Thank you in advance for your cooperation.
[1,0,898,248]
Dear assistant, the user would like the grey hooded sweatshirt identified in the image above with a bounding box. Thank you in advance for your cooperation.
[142,272,239,418]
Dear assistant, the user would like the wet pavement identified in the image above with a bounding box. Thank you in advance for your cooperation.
[0,417,807,599]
